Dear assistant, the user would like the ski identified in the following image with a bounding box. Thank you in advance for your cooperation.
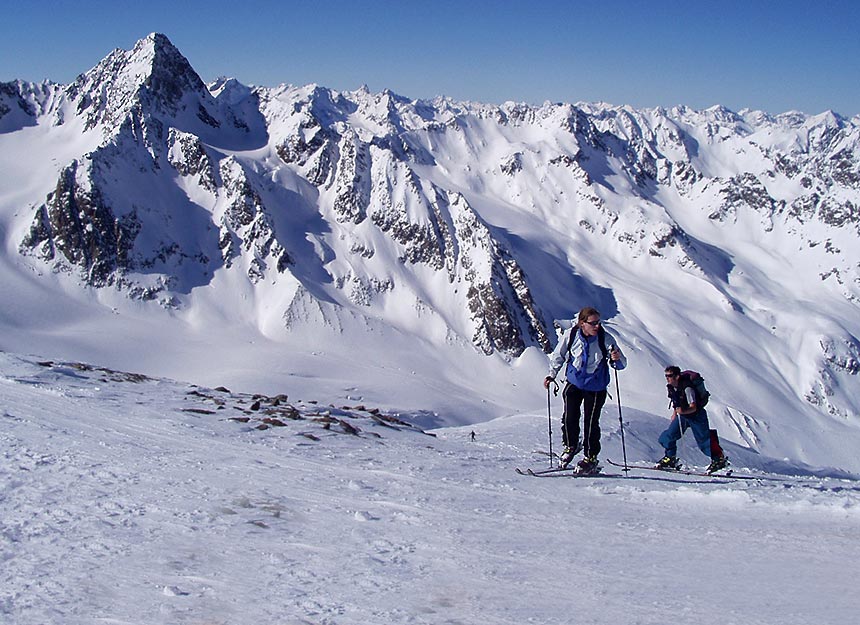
[515,466,569,476]
[606,459,774,480]
[516,466,620,478]
[606,458,734,477]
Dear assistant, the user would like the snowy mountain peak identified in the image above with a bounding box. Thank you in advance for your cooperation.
[57,32,268,152]
[129,32,210,107]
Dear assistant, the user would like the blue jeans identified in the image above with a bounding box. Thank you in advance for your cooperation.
[658,409,712,459]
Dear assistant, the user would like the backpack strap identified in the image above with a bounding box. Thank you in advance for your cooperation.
[671,375,693,409]
[566,325,577,363]
[597,325,608,362]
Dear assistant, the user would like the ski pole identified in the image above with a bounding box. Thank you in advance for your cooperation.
[614,367,629,475]
[547,379,559,468]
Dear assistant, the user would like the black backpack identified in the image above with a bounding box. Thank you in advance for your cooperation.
[679,370,710,407]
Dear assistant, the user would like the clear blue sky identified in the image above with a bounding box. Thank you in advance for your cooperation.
[2,0,858,116]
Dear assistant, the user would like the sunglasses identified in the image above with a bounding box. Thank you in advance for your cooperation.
[583,319,601,327]
[665,373,678,379]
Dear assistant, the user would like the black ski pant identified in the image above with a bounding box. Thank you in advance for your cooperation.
[561,383,607,458]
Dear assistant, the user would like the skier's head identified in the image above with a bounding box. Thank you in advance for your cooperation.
[577,306,601,337]
[664,365,681,384]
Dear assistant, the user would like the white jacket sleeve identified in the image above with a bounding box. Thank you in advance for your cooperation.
[548,328,573,379]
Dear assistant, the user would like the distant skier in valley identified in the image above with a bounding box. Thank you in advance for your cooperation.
[656,366,729,474]
[544,307,627,474]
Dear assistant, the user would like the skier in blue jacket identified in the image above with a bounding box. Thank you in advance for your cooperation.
[544,307,627,472]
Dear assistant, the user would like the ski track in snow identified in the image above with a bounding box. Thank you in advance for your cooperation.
[1,352,859,625]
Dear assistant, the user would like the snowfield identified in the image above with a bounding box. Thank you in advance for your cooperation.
[2,351,858,625]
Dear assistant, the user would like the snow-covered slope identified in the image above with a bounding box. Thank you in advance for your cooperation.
[1,33,859,472]
[1,352,858,625]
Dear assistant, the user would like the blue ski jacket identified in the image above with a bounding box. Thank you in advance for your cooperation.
[548,325,627,391]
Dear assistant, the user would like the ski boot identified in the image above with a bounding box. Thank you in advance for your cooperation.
[575,455,600,475]
[558,441,582,469]
[655,455,682,470]
[707,455,729,474]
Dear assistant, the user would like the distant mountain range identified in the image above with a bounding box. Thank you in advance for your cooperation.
[1,33,858,469]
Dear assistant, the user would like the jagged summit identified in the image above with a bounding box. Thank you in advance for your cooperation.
[61,32,209,130]
[129,32,209,108]
[58,32,268,150]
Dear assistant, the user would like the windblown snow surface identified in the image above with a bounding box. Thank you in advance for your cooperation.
[2,351,858,625]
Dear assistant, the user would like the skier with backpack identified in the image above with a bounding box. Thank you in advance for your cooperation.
[657,366,729,474]
[543,307,627,474]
